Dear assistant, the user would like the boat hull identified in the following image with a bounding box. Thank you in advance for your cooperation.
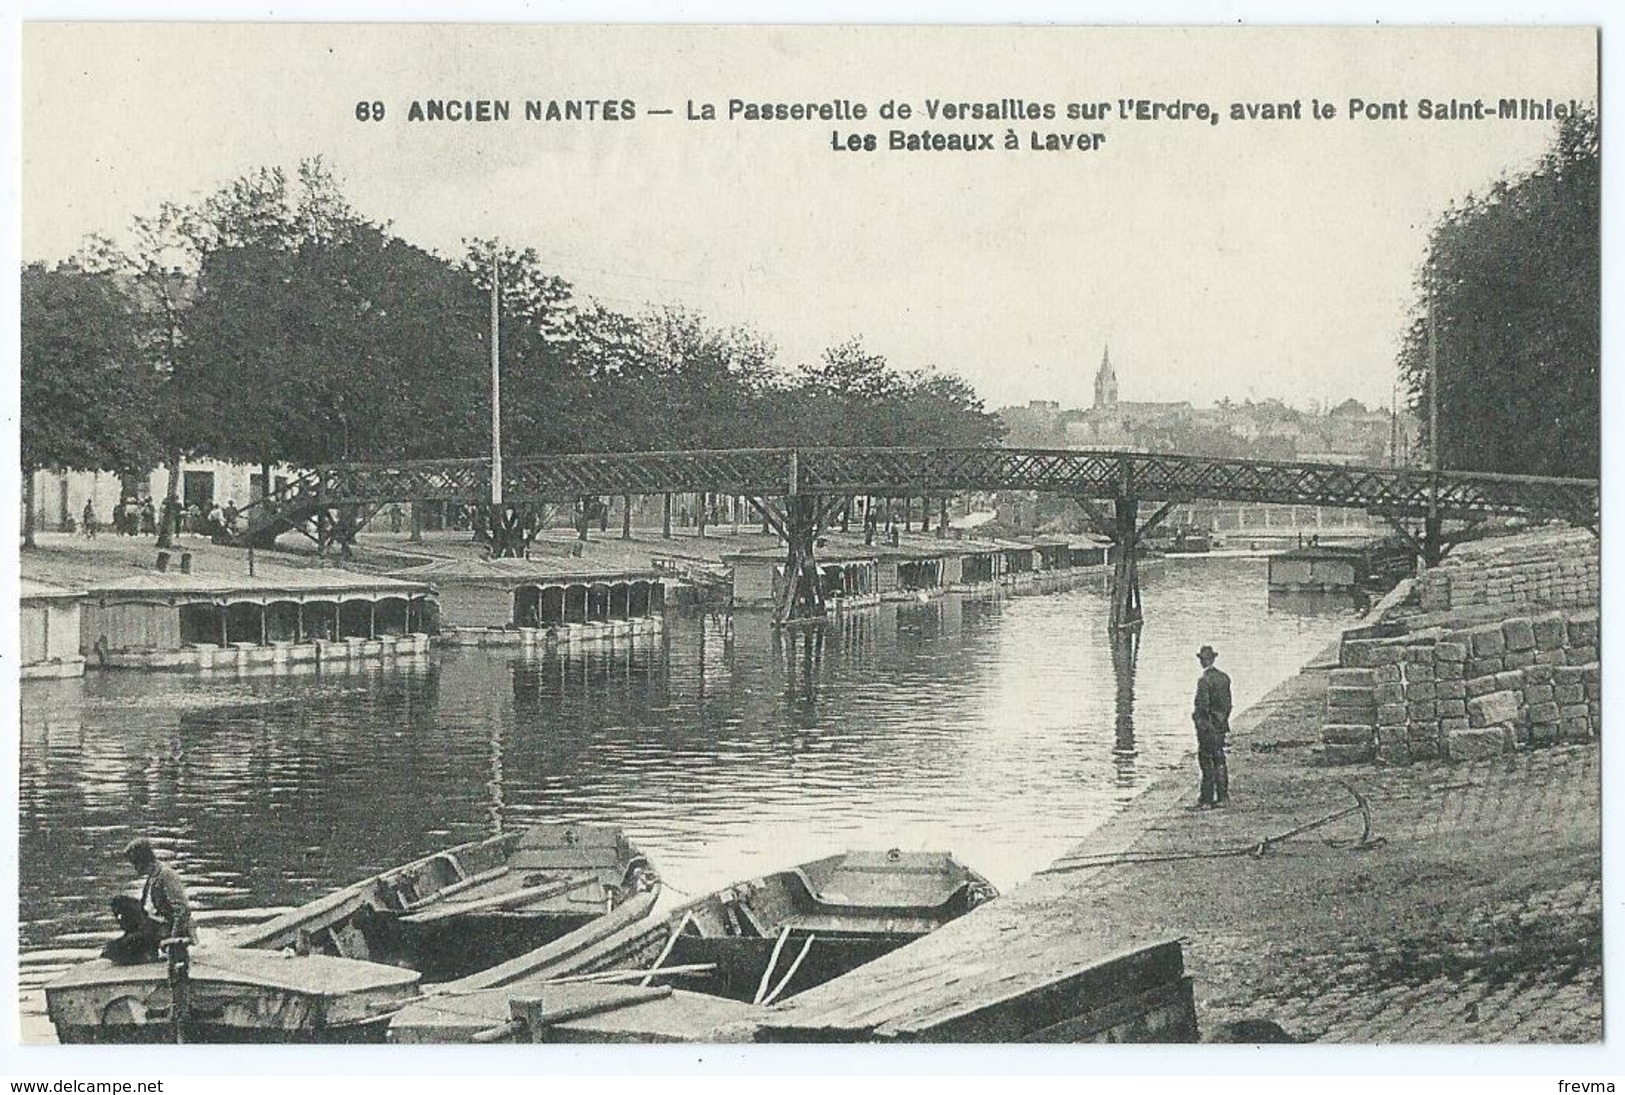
[659,933,913,1003]
[235,822,658,983]
[45,949,420,1044]
[47,823,658,1043]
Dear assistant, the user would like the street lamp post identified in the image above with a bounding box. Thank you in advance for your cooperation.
[1424,264,1442,567]
[490,246,503,507]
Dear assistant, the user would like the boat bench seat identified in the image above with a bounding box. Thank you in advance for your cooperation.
[509,850,620,873]
[781,914,941,936]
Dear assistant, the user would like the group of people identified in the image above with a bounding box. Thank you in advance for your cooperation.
[78,497,159,538]
[77,498,241,540]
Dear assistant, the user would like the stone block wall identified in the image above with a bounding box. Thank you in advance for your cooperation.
[1416,528,1599,613]
[1323,609,1599,764]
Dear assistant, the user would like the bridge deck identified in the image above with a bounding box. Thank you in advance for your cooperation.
[277,448,1595,525]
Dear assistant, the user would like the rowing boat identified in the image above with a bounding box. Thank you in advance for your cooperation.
[621,849,997,1005]
[45,822,659,1043]
[235,822,659,981]
[389,848,995,1043]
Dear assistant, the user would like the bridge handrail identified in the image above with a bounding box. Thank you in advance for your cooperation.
[215,446,1594,529]
[290,445,1597,491]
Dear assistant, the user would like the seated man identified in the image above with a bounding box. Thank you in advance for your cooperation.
[100,895,164,965]
[123,837,197,943]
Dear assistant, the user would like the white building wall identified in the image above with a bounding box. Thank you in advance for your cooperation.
[27,459,297,531]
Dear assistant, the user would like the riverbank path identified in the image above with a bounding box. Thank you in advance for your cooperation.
[759,660,1602,1043]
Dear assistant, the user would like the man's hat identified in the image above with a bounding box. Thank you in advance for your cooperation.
[1197,644,1219,660]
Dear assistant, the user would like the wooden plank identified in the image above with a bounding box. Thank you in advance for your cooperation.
[765,961,987,1033]
[545,989,759,1044]
[399,866,512,912]
[510,984,673,1029]
[399,873,597,925]
[1015,979,1199,1044]
[439,889,660,992]
[878,941,1187,1042]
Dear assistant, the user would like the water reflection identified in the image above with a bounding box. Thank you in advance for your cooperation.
[19,557,1364,1034]
[1111,627,1141,783]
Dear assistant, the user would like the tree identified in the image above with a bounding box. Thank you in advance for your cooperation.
[180,227,491,467]
[78,158,371,542]
[20,262,161,545]
[63,157,1012,544]
[1399,109,1598,478]
[81,201,207,546]
[465,240,592,455]
[634,308,777,449]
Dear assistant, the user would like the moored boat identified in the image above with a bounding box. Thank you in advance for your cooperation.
[235,821,659,981]
[45,822,659,1043]
[1163,527,1214,555]
[389,848,996,1043]
[633,849,998,1004]
[45,947,420,1044]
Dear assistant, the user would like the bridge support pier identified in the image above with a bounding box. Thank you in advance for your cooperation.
[315,504,368,561]
[1423,514,1443,569]
[483,503,539,559]
[747,493,845,627]
[1110,500,1143,630]
[1381,511,1471,571]
[1074,496,1179,631]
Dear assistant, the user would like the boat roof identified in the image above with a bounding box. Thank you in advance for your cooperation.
[389,557,664,584]
[82,569,432,600]
[721,545,880,564]
[1274,544,1368,561]
[21,578,85,600]
[47,947,420,996]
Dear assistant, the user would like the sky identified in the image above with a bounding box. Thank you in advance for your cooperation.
[20,24,1598,414]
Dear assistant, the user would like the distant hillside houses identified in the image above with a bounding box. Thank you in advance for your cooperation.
[998,347,1415,466]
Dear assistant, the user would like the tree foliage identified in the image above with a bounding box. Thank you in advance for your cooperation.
[20,262,161,473]
[24,159,1005,497]
[1399,109,1599,478]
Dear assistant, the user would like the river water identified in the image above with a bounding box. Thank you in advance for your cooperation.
[17,555,1362,1036]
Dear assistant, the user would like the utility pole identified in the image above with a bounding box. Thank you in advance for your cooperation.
[1389,379,1400,468]
[490,246,503,507]
[1427,285,1439,482]
[1424,270,1442,568]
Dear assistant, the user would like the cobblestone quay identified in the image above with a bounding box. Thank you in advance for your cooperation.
[761,657,1601,1043]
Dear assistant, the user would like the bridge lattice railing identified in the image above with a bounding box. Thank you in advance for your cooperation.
[290,448,1597,526]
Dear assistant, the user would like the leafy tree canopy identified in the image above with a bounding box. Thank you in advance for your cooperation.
[21,262,161,473]
[1399,109,1598,478]
[27,158,1006,484]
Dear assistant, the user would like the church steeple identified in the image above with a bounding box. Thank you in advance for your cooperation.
[1094,345,1119,409]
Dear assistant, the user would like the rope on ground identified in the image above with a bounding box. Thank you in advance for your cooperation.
[1038,781,1385,877]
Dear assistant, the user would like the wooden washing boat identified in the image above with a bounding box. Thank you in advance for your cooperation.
[45,822,659,1043]
[1163,528,1214,555]
[45,947,420,1044]
[388,848,995,1043]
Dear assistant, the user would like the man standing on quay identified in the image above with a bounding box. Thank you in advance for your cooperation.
[1193,644,1232,808]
